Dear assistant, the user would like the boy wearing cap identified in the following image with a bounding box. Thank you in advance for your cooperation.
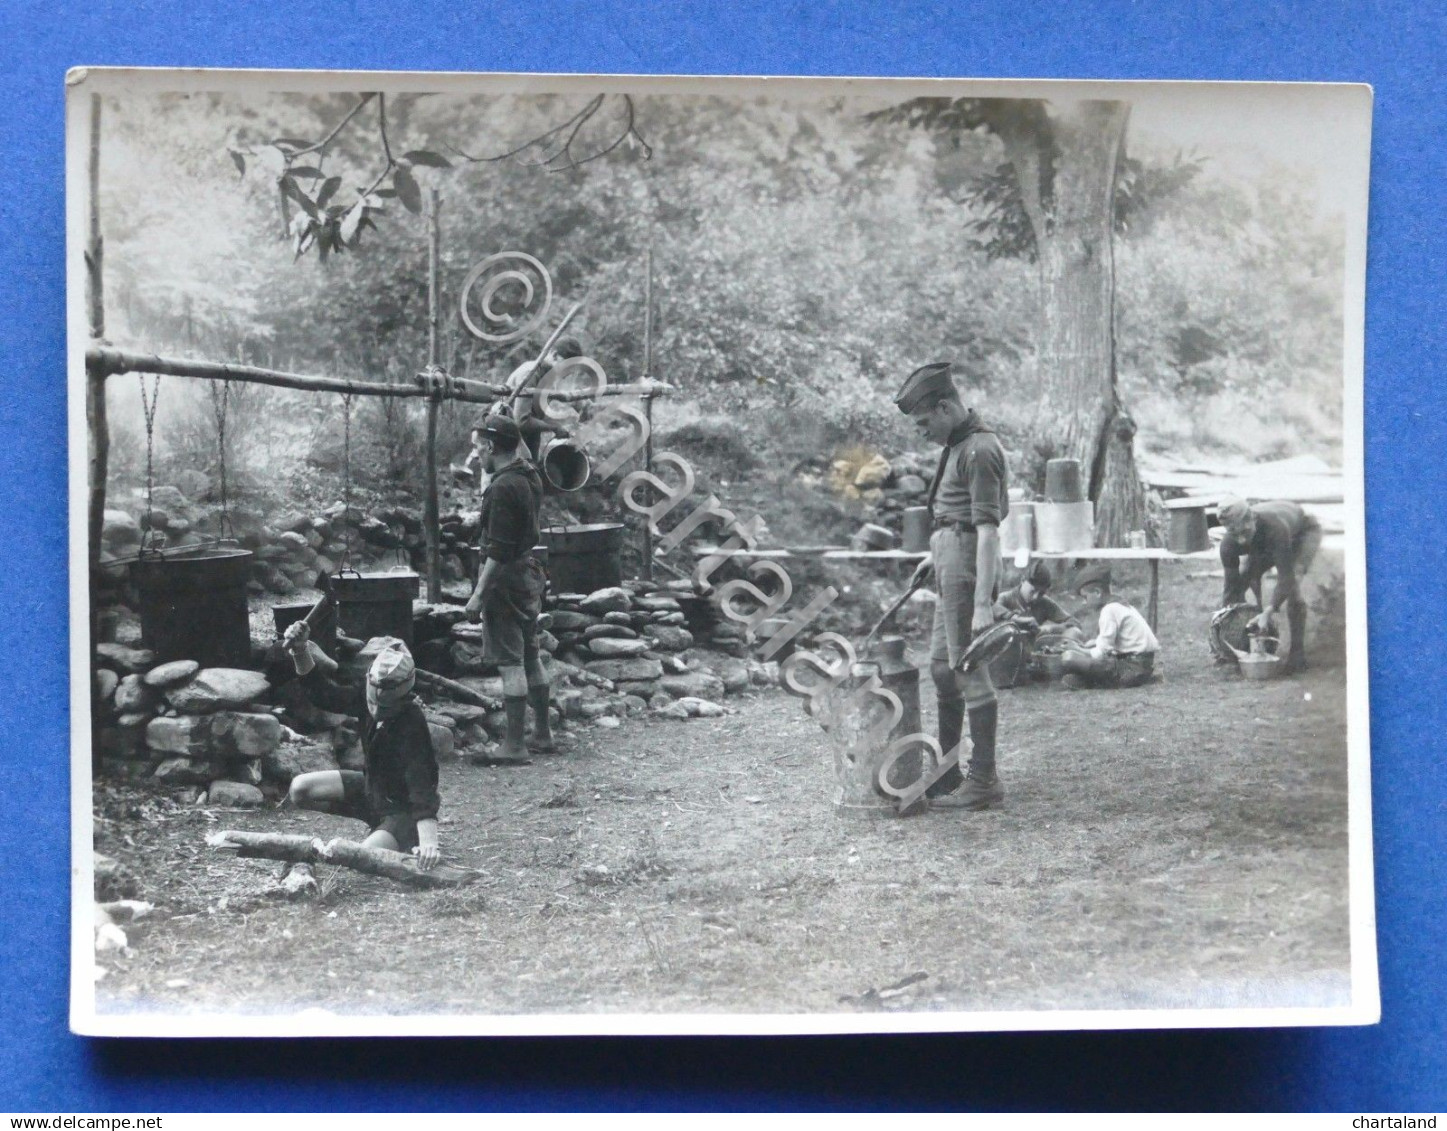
[992,560,1081,684]
[896,361,1010,810]
[1059,570,1160,690]
[281,627,442,870]
[465,412,555,760]
[994,560,1076,634]
[1216,496,1323,674]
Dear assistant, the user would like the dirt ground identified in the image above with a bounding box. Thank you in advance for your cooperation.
[92,564,1352,1021]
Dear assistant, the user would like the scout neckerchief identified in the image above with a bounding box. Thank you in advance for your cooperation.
[925,409,983,517]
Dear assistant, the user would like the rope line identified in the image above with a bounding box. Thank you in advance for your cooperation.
[138,373,163,556]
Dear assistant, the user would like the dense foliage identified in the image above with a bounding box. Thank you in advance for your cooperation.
[97,88,1345,507]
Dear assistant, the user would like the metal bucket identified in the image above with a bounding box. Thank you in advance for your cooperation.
[540,438,590,493]
[1045,458,1085,503]
[542,523,625,594]
[330,570,420,647]
[1035,501,1094,553]
[901,507,932,553]
[1168,505,1210,553]
[133,546,254,668]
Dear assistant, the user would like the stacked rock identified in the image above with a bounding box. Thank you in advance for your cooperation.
[98,494,459,605]
[93,635,476,799]
[92,646,275,808]
[528,583,779,726]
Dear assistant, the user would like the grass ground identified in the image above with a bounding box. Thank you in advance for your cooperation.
[91,562,1352,1022]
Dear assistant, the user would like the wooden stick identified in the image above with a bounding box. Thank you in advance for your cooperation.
[414,667,502,711]
[85,94,107,647]
[642,246,655,581]
[86,347,507,403]
[207,831,483,888]
[423,188,443,602]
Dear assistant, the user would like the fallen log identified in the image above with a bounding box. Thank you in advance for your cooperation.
[206,830,483,888]
[414,667,502,711]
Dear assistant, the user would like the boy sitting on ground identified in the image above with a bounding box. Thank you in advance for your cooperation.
[1059,568,1160,690]
[280,623,442,871]
[988,560,1082,686]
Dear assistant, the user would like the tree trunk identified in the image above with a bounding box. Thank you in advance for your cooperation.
[1031,100,1146,547]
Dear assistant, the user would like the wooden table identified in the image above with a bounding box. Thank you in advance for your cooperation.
[1028,547,1216,631]
[691,545,1216,631]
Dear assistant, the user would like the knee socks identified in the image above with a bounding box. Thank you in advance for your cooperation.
[967,699,998,780]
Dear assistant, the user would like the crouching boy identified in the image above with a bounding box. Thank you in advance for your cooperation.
[1060,569,1160,690]
[281,622,442,870]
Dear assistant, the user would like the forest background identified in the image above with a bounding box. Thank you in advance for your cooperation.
[95,86,1346,514]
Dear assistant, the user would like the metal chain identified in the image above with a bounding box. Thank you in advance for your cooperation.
[138,373,162,555]
[207,379,235,542]
[341,391,354,571]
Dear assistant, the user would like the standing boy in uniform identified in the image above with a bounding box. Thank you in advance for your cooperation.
[896,361,1010,810]
[464,413,556,760]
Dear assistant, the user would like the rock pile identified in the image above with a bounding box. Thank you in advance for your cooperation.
[92,648,275,807]
[99,488,455,600]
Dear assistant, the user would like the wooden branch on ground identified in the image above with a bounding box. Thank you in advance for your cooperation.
[207,830,482,888]
[414,667,502,710]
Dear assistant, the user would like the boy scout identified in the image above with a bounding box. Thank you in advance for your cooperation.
[464,413,556,760]
[896,361,1010,810]
[1217,496,1323,674]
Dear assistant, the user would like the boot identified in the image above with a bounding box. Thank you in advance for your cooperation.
[499,695,529,761]
[926,694,967,798]
[933,701,1004,811]
[527,684,558,753]
[1285,599,1309,674]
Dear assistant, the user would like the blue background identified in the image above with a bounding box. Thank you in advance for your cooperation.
[2,0,1442,1112]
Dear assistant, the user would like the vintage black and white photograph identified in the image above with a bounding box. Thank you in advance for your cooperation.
[67,69,1375,1036]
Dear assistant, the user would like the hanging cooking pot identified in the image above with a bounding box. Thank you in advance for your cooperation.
[540,437,591,492]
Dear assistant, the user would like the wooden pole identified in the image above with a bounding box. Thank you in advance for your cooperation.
[87,347,499,402]
[86,94,107,586]
[206,831,483,888]
[641,246,655,580]
[85,347,667,405]
[423,188,443,602]
[85,93,108,654]
[414,667,502,710]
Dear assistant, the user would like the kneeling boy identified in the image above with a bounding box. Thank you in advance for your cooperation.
[281,623,441,870]
[1060,570,1160,690]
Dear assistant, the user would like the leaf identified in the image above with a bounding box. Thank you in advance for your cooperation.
[402,149,452,169]
[280,176,319,220]
[370,188,398,199]
[229,150,246,176]
[288,165,324,179]
[272,137,313,151]
[393,165,422,214]
[316,175,342,208]
[293,220,317,261]
[340,199,366,246]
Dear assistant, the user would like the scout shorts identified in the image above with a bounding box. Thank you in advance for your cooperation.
[335,769,420,852]
[482,555,547,667]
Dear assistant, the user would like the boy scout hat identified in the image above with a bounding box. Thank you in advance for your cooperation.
[1073,564,1113,594]
[893,362,956,414]
[367,641,416,704]
[1217,496,1253,531]
[481,413,522,444]
[1026,560,1053,592]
